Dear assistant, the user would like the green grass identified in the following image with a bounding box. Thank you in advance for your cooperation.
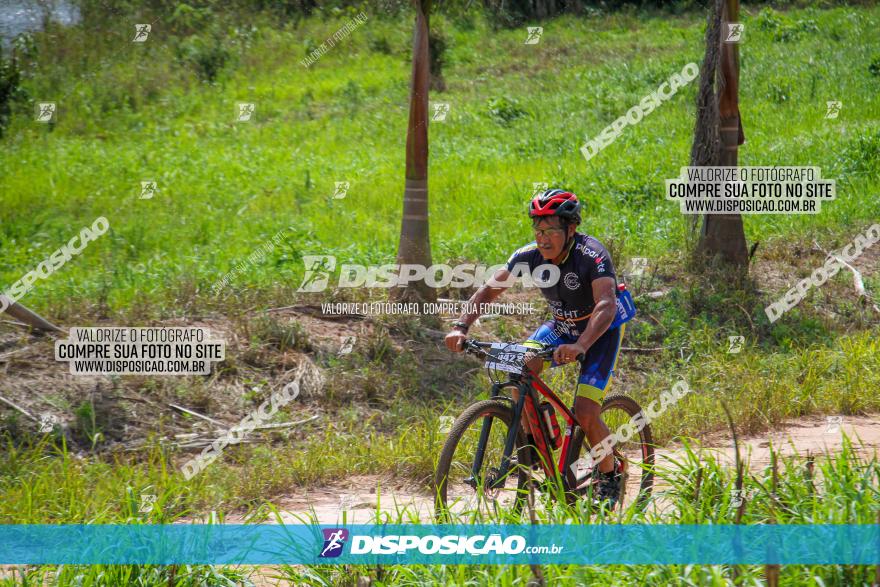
[2,326,877,524]
[1,437,876,585]
[1,5,879,316]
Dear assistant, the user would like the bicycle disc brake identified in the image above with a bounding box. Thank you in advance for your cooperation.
[464,467,503,498]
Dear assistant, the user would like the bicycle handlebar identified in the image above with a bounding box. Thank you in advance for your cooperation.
[462,339,584,362]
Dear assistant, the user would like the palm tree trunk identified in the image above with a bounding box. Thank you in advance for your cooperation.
[695,0,749,268]
[393,0,436,303]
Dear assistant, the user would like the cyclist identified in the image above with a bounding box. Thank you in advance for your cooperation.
[444,188,625,507]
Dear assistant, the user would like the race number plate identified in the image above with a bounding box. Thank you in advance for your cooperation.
[484,343,532,374]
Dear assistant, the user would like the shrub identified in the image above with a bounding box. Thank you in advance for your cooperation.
[175,34,231,83]
[487,96,529,125]
[0,45,26,137]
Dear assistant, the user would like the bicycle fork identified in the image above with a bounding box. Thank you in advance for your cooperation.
[465,384,529,491]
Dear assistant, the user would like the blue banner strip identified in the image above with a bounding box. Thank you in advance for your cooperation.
[0,524,877,565]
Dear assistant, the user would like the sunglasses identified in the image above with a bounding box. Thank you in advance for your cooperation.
[533,227,566,238]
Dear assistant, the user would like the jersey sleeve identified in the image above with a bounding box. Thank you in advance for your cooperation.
[506,242,537,272]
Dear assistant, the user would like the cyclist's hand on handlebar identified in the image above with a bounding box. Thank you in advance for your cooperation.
[444,329,468,352]
[554,343,586,365]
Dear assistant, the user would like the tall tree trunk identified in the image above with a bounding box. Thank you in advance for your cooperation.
[694,0,748,268]
[393,0,436,303]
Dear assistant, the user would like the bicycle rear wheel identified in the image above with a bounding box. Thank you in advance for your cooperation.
[566,394,654,510]
[434,398,532,522]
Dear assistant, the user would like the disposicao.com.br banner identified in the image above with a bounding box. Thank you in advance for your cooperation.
[1,524,877,565]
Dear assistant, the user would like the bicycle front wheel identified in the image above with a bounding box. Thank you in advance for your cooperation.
[434,398,532,523]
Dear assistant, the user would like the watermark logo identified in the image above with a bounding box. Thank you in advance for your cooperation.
[39,413,59,433]
[338,336,356,356]
[666,166,836,215]
[339,494,356,510]
[323,301,535,317]
[297,255,337,292]
[532,182,548,197]
[301,12,368,68]
[582,62,698,162]
[727,335,744,354]
[432,103,450,122]
[138,494,157,514]
[0,216,110,314]
[438,415,454,434]
[348,533,559,556]
[730,488,756,507]
[319,528,349,558]
[332,181,350,199]
[569,452,594,481]
[825,101,842,119]
[725,23,744,42]
[237,103,255,122]
[211,227,292,294]
[525,27,543,44]
[140,181,157,200]
[825,415,843,434]
[133,24,151,42]
[35,102,56,123]
[56,327,225,376]
[575,379,692,469]
[295,257,561,292]
[181,381,300,480]
[766,224,880,322]
[629,257,648,277]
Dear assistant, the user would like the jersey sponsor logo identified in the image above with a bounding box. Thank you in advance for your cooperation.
[554,309,586,322]
[575,243,608,272]
[575,242,592,255]
[563,272,580,290]
[576,243,603,260]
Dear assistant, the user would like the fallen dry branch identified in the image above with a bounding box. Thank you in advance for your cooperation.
[250,414,320,431]
[168,403,227,427]
[174,438,259,449]
[0,347,32,362]
[832,255,880,312]
[621,346,670,353]
[813,240,880,313]
[0,297,66,333]
[0,394,38,421]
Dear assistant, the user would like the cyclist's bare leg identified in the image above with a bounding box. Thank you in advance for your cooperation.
[574,395,614,473]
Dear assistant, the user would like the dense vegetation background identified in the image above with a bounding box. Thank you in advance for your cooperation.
[0,0,878,584]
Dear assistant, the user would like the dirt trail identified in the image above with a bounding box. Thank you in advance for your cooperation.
[207,413,879,525]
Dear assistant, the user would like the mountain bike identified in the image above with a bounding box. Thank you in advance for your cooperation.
[434,339,654,521]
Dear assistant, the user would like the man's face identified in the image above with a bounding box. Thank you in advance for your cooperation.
[533,217,575,260]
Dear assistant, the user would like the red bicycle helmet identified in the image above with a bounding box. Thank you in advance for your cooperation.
[529,189,581,223]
